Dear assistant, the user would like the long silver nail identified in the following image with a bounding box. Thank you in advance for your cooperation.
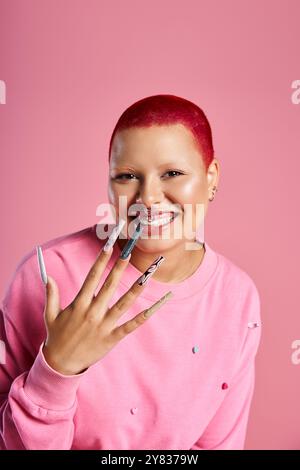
[143,291,173,319]
[137,255,165,286]
[36,246,48,285]
[103,219,126,252]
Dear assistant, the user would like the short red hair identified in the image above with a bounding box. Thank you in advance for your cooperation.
[108,94,214,171]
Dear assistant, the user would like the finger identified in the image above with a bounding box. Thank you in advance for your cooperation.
[103,219,126,252]
[44,275,61,324]
[91,253,132,313]
[75,220,125,305]
[106,255,165,324]
[111,291,173,342]
[93,221,142,311]
[74,245,114,306]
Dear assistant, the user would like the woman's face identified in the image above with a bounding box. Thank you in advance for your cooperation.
[108,123,219,254]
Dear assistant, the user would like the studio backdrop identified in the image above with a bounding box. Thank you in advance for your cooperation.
[0,0,299,450]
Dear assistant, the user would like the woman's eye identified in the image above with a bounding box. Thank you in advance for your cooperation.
[163,170,183,178]
[115,173,137,180]
[113,171,183,181]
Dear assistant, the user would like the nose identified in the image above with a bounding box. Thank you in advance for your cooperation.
[135,176,164,209]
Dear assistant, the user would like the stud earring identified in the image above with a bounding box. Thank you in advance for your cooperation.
[208,185,218,202]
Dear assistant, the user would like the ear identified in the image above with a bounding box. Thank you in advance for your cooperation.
[206,158,220,190]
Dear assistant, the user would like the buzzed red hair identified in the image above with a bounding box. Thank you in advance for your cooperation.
[108,94,214,171]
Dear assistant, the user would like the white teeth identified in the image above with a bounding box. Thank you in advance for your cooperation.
[140,216,174,227]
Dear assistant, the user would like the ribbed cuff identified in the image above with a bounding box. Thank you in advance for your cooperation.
[24,342,88,410]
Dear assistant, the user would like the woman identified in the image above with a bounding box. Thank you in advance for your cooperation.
[0,94,261,450]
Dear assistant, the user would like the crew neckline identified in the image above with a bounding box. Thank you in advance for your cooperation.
[92,224,219,301]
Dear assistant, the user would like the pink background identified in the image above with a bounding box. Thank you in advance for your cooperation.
[1,0,300,449]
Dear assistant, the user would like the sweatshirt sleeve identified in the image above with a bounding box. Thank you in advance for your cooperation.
[0,251,88,450]
[190,281,262,450]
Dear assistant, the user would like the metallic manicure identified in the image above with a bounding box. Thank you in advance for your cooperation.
[137,255,165,286]
[36,246,48,285]
[120,222,143,259]
[103,218,126,252]
[143,291,173,319]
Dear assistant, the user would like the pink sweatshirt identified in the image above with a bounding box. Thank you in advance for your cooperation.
[0,224,261,450]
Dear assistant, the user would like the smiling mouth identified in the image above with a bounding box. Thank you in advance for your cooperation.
[140,213,179,226]
[129,211,180,227]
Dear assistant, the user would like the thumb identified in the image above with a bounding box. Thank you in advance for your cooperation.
[44,275,60,323]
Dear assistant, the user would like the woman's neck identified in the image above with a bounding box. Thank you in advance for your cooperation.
[116,239,205,284]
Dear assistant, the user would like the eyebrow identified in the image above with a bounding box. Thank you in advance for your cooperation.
[110,167,137,173]
[111,161,187,171]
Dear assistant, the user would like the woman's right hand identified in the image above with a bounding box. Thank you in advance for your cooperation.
[42,247,171,375]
